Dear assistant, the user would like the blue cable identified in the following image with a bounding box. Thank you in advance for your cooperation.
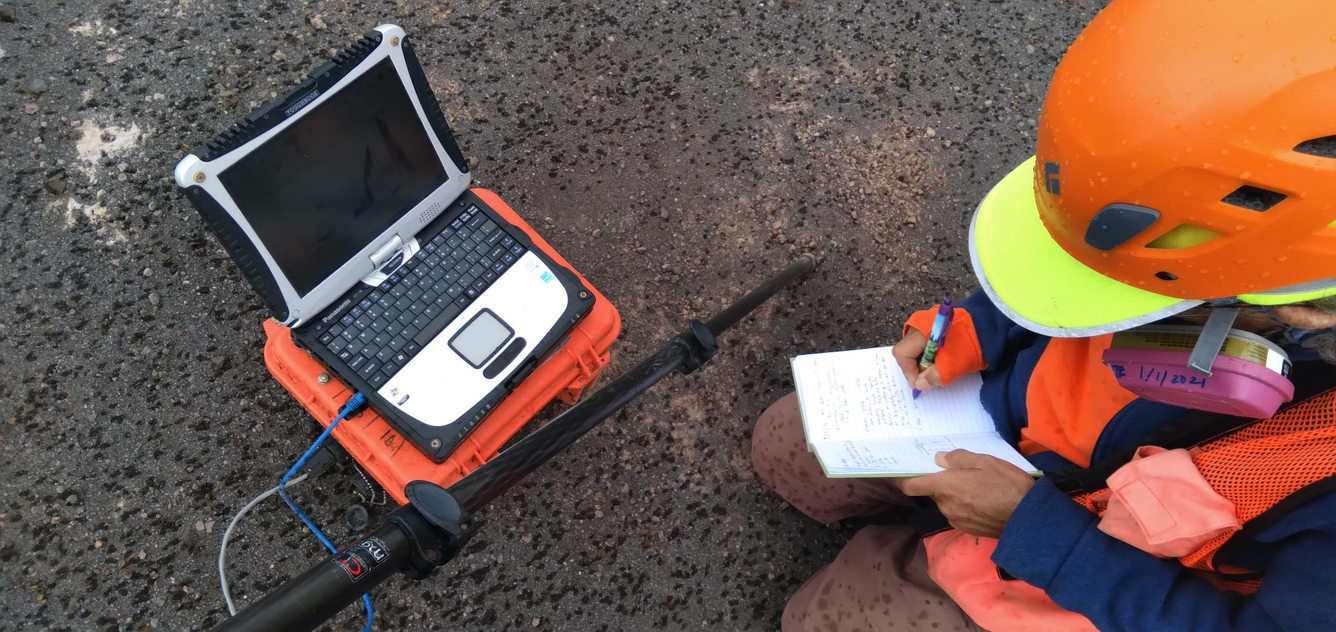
[278,391,374,632]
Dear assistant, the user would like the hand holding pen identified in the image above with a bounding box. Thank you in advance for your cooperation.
[891,298,955,398]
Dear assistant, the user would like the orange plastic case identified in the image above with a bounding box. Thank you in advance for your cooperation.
[262,189,621,505]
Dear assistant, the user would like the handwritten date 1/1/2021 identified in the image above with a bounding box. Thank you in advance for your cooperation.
[1109,364,1208,388]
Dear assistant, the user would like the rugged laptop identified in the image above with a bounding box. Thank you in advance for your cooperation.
[174,24,594,461]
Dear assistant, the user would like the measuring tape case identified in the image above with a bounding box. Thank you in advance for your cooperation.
[262,189,621,504]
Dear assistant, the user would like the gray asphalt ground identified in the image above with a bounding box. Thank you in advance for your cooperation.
[0,0,1106,629]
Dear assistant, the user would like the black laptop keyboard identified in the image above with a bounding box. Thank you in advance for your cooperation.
[315,204,528,390]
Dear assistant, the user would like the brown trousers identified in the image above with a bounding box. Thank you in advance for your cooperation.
[753,393,984,632]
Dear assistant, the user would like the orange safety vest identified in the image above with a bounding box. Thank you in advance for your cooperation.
[925,387,1336,630]
[1073,387,1336,593]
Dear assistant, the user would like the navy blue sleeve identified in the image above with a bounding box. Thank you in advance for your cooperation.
[1087,399,1193,463]
[960,289,1042,373]
[964,289,1052,446]
[992,479,1336,631]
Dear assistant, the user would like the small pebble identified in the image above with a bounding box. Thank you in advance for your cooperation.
[142,267,152,277]
[44,174,66,195]
[23,78,48,95]
[148,292,161,308]
[531,618,541,628]
[310,15,326,30]
[24,103,38,114]
[0,5,14,22]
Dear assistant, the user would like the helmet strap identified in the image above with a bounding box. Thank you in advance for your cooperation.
[1187,307,1240,376]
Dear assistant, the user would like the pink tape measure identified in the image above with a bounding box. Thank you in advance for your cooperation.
[1102,325,1294,418]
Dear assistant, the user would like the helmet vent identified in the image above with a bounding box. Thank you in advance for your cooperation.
[1156,271,1179,281]
[1146,224,1220,250]
[1221,185,1286,212]
[1295,135,1336,159]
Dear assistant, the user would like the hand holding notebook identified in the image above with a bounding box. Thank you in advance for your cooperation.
[791,347,1039,477]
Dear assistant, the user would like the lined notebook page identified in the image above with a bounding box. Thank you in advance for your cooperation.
[792,347,993,442]
[817,433,1040,476]
[792,347,1039,477]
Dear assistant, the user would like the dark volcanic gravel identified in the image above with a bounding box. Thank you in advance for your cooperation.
[0,1,1105,630]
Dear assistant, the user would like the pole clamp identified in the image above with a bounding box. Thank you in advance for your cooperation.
[386,481,476,580]
[673,319,719,375]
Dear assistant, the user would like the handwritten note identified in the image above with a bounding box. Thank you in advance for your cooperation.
[792,347,1039,477]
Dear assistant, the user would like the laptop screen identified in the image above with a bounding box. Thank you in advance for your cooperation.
[220,58,448,297]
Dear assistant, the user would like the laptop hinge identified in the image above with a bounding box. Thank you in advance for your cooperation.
[369,236,405,270]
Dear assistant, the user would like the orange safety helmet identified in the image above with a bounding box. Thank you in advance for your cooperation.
[969,0,1336,336]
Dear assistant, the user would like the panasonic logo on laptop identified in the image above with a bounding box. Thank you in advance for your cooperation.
[321,297,354,325]
[284,89,321,117]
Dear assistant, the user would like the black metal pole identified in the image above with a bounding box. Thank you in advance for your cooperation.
[210,255,816,632]
[449,252,817,512]
[448,341,690,511]
[212,522,411,632]
[704,253,816,335]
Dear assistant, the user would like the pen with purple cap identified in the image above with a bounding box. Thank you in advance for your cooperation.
[912,298,954,399]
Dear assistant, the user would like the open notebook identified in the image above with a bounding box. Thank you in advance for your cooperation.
[791,347,1039,477]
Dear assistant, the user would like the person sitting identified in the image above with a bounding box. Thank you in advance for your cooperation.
[752,1,1336,630]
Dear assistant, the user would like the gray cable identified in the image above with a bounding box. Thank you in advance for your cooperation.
[218,473,310,615]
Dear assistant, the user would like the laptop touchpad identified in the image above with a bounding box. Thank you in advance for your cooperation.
[449,309,514,369]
